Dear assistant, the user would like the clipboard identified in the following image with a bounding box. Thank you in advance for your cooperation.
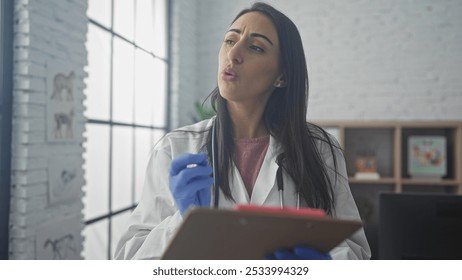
[161,206,362,260]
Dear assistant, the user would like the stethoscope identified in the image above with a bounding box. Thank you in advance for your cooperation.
[211,119,301,209]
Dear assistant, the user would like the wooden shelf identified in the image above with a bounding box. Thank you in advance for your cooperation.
[401,178,460,186]
[349,177,396,184]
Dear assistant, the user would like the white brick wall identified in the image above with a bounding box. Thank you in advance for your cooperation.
[10,0,87,259]
[173,0,462,127]
[170,0,199,128]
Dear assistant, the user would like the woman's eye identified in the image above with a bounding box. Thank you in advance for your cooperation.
[224,39,235,45]
[250,45,264,53]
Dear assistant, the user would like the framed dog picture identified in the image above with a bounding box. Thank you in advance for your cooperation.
[408,136,446,178]
[46,61,76,142]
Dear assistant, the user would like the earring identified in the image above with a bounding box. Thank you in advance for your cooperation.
[275,82,285,88]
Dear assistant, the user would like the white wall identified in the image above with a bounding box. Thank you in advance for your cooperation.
[9,0,87,259]
[172,0,462,128]
[170,0,199,128]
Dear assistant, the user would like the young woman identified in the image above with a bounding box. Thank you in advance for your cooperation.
[115,2,371,260]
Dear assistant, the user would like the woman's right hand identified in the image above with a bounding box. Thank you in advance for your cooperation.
[169,153,213,216]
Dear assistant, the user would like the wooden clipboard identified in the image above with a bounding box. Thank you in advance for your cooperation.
[161,206,362,260]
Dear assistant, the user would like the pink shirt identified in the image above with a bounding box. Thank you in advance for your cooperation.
[234,135,270,197]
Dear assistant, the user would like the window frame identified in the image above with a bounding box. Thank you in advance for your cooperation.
[84,0,172,259]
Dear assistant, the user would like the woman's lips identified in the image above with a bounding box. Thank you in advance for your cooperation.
[221,68,238,81]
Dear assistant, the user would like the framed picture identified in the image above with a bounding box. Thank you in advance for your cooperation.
[48,157,81,204]
[36,215,82,259]
[46,61,76,142]
[408,136,446,178]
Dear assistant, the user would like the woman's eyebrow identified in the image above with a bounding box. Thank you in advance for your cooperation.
[226,28,274,46]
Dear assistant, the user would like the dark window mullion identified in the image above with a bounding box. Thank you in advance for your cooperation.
[166,0,172,132]
[132,0,136,207]
[89,18,168,64]
[131,2,137,205]
[87,119,167,131]
[107,0,115,260]
[85,205,137,226]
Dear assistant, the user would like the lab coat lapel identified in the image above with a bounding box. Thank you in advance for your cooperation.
[250,135,280,205]
[229,162,251,204]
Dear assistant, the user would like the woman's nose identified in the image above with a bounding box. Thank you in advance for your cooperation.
[228,43,244,64]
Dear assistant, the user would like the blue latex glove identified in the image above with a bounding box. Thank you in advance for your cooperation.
[265,245,332,260]
[169,153,213,216]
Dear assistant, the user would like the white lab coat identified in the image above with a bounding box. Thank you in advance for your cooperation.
[114,118,371,260]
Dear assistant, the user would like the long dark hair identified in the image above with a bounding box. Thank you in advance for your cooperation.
[203,2,338,215]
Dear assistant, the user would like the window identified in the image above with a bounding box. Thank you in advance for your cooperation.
[84,0,170,259]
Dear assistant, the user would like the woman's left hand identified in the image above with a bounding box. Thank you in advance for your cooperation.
[265,245,332,260]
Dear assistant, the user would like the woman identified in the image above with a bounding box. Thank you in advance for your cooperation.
[115,2,370,260]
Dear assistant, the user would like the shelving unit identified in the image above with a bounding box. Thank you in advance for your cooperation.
[316,121,462,195]
[316,121,462,259]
